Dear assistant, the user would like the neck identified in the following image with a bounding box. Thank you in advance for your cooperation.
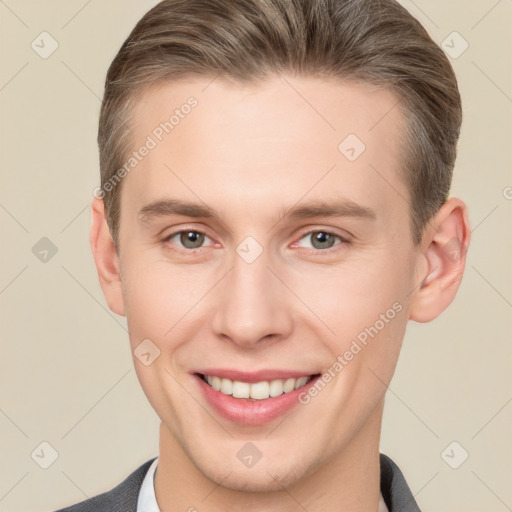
[155,399,384,512]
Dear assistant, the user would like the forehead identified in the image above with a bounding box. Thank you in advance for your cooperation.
[123,75,409,225]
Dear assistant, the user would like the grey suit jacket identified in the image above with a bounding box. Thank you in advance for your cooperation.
[54,453,421,511]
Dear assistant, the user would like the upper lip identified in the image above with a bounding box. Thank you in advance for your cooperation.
[193,369,319,383]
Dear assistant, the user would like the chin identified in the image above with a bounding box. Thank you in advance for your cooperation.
[212,471,293,493]
[200,458,311,493]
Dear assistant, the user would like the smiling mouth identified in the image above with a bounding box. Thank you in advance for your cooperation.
[197,373,320,400]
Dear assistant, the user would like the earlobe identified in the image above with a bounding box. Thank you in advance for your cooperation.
[409,197,471,323]
[89,198,126,316]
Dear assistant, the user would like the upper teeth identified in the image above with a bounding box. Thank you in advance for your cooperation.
[204,375,311,400]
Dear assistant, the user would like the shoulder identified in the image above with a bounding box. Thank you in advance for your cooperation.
[380,453,422,512]
[52,457,157,512]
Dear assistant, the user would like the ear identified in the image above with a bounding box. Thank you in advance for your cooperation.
[409,197,471,323]
[89,198,125,316]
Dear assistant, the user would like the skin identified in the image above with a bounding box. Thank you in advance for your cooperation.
[90,75,470,511]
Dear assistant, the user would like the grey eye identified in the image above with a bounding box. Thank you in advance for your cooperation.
[298,231,341,250]
[172,231,209,249]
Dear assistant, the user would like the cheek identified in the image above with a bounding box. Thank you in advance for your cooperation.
[120,256,213,348]
[289,252,413,372]
[294,253,410,324]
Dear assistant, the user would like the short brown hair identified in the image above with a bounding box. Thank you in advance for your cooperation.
[98,0,462,247]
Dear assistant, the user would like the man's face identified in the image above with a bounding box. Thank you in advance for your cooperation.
[115,75,423,490]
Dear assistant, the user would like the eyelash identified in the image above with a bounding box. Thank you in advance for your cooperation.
[161,228,350,255]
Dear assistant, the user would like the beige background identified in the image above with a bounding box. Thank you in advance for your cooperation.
[0,1,511,511]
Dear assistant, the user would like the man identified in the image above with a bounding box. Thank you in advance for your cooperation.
[55,0,470,510]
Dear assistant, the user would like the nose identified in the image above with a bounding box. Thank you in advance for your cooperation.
[211,248,294,348]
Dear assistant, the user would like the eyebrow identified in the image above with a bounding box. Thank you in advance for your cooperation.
[137,198,376,224]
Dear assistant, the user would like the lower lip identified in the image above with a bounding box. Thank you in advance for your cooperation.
[194,374,320,426]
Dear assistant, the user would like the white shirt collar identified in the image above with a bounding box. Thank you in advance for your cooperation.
[136,457,160,512]
[137,457,389,512]
[378,492,390,512]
